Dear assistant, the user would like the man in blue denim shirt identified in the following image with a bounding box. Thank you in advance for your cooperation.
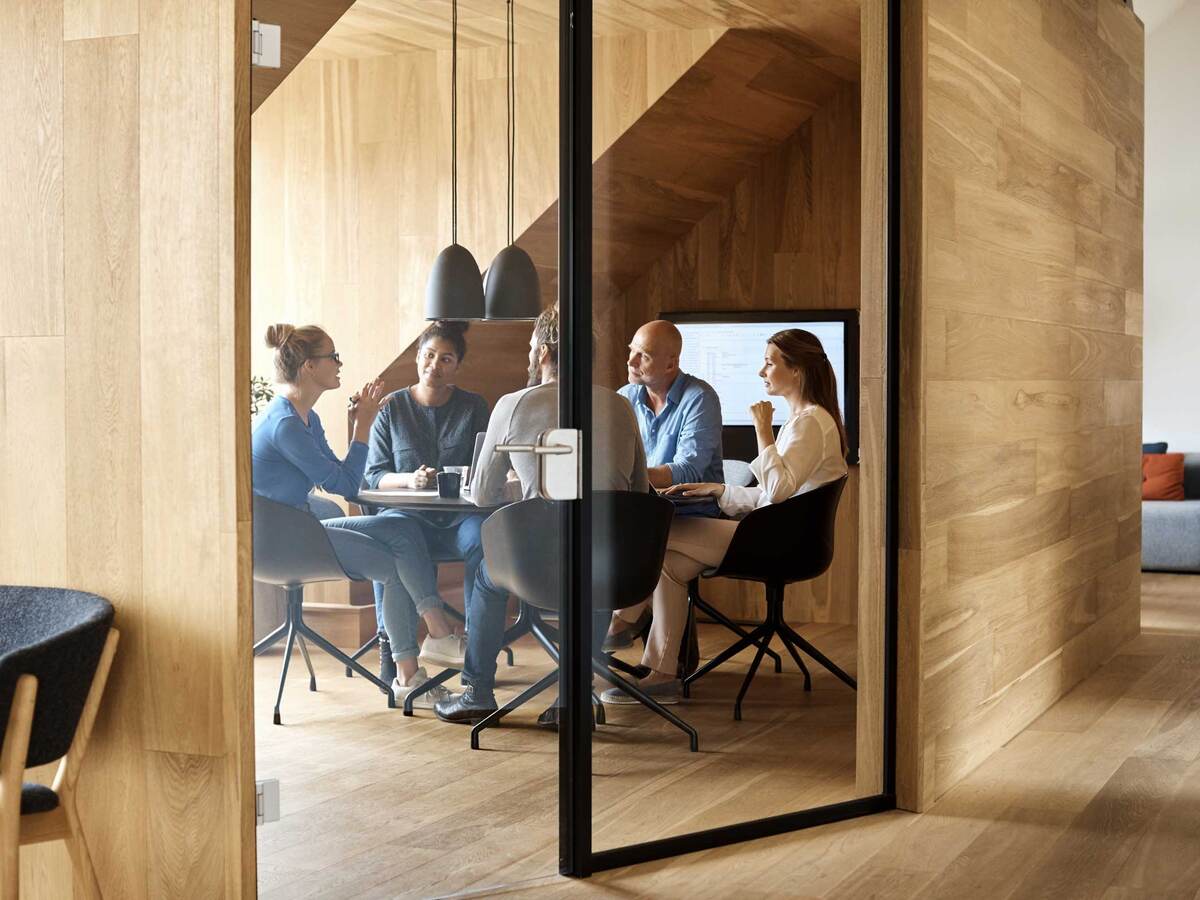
[618,320,723,512]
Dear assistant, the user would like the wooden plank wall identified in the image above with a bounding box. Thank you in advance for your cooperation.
[251,27,723,464]
[609,83,864,627]
[901,0,1144,808]
[0,0,254,895]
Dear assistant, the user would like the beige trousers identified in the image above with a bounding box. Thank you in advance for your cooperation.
[615,516,741,675]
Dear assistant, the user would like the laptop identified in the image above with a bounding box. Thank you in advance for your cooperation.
[465,432,487,490]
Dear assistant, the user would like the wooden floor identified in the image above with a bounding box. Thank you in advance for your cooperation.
[254,619,860,898]
[512,572,1200,899]
[257,573,1200,899]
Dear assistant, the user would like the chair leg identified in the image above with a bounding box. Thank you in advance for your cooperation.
[344,631,380,678]
[253,619,288,656]
[691,584,782,673]
[403,666,458,716]
[297,635,317,692]
[273,618,298,725]
[781,624,857,690]
[61,794,102,900]
[733,638,771,722]
[777,632,813,692]
[594,659,698,752]
[295,621,397,709]
[683,623,771,690]
[471,670,560,750]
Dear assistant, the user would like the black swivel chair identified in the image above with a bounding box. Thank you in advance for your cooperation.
[683,477,855,720]
[252,494,397,723]
[469,491,699,752]
[1,587,118,899]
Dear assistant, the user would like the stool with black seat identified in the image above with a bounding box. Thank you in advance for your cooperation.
[252,494,397,723]
[1,586,119,900]
[683,476,855,720]
[469,491,698,751]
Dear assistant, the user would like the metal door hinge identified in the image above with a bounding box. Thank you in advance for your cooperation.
[252,20,281,69]
[255,778,280,825]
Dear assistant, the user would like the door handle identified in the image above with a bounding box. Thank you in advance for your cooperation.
[496,443,573,455]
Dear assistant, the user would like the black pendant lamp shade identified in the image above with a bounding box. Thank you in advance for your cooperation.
[484,244,540,319]
[425,0,484,320]
[426,243,485,321]
[484,0,541,320]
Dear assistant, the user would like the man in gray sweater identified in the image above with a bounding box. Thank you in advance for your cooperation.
[434,304,649,724]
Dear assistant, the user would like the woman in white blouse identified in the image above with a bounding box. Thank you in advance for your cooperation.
[601,329,849,704]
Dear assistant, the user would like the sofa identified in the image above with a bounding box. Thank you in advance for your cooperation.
[1143,452,1200,572]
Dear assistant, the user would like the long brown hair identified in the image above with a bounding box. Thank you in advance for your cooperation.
[768,328,848,459]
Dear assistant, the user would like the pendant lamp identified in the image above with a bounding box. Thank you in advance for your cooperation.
[425,0,484,320]
[483,0,541,320]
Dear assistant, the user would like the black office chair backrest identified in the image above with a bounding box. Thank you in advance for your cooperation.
[253,493,352,588]
[713,476,847,584]
[0,587,114,767]
[481,491,674,615]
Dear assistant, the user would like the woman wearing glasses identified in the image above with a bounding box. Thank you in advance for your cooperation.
[251,323,462,706]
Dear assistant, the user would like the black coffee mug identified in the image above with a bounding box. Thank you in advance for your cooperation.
[436,470,462,499]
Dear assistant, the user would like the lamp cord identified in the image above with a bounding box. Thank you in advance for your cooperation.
[507,0,515,246]
[452,0,458,245]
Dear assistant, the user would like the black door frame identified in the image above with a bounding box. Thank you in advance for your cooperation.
[558,0,902,875]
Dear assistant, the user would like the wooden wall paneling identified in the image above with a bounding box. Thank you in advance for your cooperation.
[251,0,357,111]
[855,0,887,798]
[221,0,257,890]
[64,0,137,41]
[139,0,227,757]
[62,33,149,899]
[0,0,64,338]
[896,0,928,813]
[0,339,67,585]
[908,0,1144,808]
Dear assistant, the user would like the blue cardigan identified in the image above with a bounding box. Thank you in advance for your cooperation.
[252,396,367,510]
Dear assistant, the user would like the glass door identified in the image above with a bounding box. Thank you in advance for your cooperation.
[558,0,898,875]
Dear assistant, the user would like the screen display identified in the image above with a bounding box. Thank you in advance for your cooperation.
[674,320,848,427]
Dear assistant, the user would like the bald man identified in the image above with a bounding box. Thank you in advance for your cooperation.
[618,320,724,495]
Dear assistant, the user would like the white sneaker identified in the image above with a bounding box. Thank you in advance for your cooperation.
[391,667,451,709]
[419,633,467,668]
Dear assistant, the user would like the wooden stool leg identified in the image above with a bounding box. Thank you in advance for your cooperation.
[62,795,102,900]
[1,675,37,900]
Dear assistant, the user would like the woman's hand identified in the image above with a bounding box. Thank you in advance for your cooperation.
[411,465,437,490]
[664,482,726,499]
[750,400,775,430]
[351,379,386,430]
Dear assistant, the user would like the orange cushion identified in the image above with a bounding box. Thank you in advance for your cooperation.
[1143,453,1186,501]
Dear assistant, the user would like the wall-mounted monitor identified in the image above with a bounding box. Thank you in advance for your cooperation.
[662,310,859,465]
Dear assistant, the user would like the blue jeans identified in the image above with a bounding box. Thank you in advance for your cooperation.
[461,560,511,693]
[345,511,486,662]
[320,524,423,659]
[323,514,450,662]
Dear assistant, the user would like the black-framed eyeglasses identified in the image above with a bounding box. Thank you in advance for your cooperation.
[309,352,341,364]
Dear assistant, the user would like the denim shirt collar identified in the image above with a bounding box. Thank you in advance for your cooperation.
[634,372,688,418]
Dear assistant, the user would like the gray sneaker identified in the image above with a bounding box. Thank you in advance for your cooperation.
[391,667,451,709]
[601,678,682,706]
[419,634,466,668]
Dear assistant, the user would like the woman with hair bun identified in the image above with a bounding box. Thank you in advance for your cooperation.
[602,328,850,705]
[252,323,463,707]
[361,320,491,687]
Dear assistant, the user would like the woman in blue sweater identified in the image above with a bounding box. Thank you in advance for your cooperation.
[251,323,460,706]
